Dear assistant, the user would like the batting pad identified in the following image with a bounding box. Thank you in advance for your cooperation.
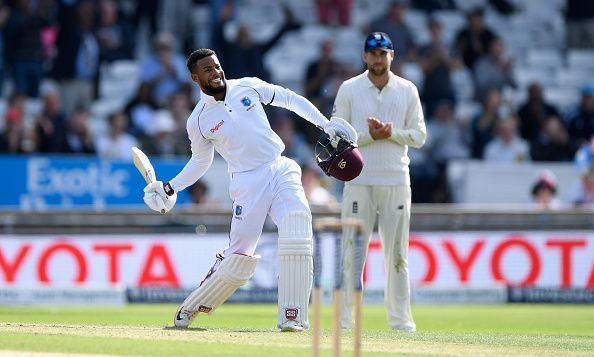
[182,254,259,315]
[277,212,313,329]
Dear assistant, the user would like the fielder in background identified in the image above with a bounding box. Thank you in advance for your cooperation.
[333,32,427,332]
[142,48,358,332]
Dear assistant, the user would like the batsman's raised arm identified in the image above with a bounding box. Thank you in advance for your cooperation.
[248,77,328,128]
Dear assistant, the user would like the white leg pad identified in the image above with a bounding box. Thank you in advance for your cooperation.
[174,254,259,327]
[277,211,313,330]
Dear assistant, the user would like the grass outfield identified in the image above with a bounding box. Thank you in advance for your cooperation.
[1,304,593,356]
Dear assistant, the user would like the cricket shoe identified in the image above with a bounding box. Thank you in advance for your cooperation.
[174,305,198,328]
[392,325,416,333]
[280,320,304,332]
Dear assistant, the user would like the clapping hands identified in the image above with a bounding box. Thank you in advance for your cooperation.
[368,117,392,140]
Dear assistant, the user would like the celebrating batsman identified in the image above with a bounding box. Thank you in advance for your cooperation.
[334,32,427,332]
[141,48,358,332]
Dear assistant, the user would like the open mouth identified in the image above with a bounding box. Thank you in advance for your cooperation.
[210,78,223,86]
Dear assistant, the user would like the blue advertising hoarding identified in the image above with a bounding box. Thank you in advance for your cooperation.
[0,155,189,210]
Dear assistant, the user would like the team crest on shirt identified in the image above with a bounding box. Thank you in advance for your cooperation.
[234,205,243,220]
[241,96,256,111]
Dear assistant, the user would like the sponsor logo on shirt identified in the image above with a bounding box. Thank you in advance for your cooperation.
[210,119,225,133]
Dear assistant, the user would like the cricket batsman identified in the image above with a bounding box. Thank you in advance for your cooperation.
[141,48,361,331]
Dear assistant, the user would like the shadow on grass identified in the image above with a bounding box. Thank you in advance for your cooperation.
[163,326,207,332]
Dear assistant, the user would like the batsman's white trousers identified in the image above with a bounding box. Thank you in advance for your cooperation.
[341,184,416,331]
[224,156,311,256]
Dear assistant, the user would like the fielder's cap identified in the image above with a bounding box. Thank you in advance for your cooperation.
[364,32,393,52]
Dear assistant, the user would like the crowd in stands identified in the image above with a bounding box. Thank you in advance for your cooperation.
[0,0,593,207]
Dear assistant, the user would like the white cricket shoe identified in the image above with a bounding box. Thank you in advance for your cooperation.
[392,325,416,333]
[174,305,198,328]
[280,320,304,332]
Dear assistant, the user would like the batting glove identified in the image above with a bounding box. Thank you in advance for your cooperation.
[143,181,177,213]
[323,117,358,147]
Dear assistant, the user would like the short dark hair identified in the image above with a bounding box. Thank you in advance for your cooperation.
[186,48,216,74]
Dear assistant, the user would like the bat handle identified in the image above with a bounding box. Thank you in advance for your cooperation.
[154,191,167,214]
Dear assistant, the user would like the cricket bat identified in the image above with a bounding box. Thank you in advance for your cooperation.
[131,146,165,214]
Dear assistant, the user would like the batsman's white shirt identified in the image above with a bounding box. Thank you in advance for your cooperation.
[169,77,327,191]
[168,77,328,255]
[333,70,426,186]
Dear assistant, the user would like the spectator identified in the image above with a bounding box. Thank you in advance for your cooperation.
[0,0,10,97]
[96,112,139,161]
[419,18,456,117]
[52,0,100,116]
[301,164,337,206]
[424,100,469,202]
[213,4,301,81]
[133,0,159,44]
[454,8,497,69]
[567,84,594,146]
[574,136,594,175]
[96,0,134,63]
[34,86,67,153]
[483,117,530,162]
[316,0,352,26]
[125,81,160,137]
[60,108,96,154]
[565,0,594,49]
[161,0,194,54]
[0,93,28,152]
[5,0,51,98]
[531,170,562,210]
[517,83,560,142]
[271,111,314,166]
[304,39,347,116]
[140,32,192,106]
[471,88,503,158]
[411,0,455,13]
[571,165,594,208]
[140,109,177,156]
[472,37,514,102]
[367,1,415,62]
[425,100,470,164]
[530,115,576,162]
[167,91,193,156]
[186,179,210,205]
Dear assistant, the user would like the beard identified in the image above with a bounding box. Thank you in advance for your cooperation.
[203,77,227,96]
[368,65,388,76]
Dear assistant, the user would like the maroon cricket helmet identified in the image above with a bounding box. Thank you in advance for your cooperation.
[315,132,364,182]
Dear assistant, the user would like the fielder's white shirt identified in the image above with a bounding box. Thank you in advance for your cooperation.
[169,77,328,192]
[333,71,427,186]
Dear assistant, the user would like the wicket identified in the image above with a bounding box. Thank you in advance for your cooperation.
[312,217,364,357]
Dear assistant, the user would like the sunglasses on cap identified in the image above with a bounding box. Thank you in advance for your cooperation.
[366,37,391,48]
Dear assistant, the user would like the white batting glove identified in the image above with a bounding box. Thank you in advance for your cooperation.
[323,117,358,147]
[143,181,177,213]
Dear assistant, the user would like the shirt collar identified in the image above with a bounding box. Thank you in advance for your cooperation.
[364,70,397,90]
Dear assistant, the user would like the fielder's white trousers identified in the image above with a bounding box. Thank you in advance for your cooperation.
[341,184,416,331]
[224,156,311,256]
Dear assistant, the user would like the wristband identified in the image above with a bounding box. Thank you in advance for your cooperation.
[163,182,175,196]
